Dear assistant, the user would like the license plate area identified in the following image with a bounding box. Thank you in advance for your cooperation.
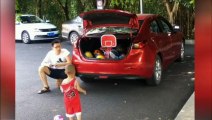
[99,75,108,79]
[47,32,55,36]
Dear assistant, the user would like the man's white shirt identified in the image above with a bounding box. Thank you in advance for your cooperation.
[41,48,70,69]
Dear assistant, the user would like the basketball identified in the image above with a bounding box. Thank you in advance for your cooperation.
[84,51,93,58]
[54,115,64,120]
[96,54,105,59]
[94,49,103,55]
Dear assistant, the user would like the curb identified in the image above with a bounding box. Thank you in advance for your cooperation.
[175,92,194,120]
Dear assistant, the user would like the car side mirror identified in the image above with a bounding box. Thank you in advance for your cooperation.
[173,25,180,32]
[16,21,20,25]
[45,20,50,23]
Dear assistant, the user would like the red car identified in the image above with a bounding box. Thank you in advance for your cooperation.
[72,9,184,85]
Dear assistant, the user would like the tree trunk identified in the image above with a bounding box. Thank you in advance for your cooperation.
[36,0,42,18]
[56,0,70,20]
[163,0,179,25]
[104,0,111,9]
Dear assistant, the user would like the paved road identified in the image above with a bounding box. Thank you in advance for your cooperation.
[16,40,194,120]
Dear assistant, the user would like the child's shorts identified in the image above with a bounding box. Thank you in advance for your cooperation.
[65,102,82,117]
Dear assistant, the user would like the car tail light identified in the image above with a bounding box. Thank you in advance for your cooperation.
[132,42,146,49]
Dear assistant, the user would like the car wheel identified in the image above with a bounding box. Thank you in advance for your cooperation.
[176,41,185,62]
[69,32,79,45]
[146,55,162,86]
[21,31,31,44]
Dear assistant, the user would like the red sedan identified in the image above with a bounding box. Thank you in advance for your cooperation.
[72,9,184,85]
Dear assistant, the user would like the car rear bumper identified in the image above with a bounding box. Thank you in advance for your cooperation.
[78,73,145,80]
[74,61,153,79]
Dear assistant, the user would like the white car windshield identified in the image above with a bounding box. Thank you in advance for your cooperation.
[20,16,44,24]
[86,27,138,35]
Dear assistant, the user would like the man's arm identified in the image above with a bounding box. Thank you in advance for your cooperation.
[41,52,51,67]
[54,55,72,67]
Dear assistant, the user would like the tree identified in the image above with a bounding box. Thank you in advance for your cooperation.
[15,0,194,39]
[36,0,42,18]
[163,0,179,25]
[143,0,167,17]
[55,0,70,20]
[109,0,140,13]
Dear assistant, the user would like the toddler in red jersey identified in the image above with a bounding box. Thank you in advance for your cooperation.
[60,65,86,120]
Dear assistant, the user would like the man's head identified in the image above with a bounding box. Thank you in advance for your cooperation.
[65,64,76,75]
[52,39,62,55]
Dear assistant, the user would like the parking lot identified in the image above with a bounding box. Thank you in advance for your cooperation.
[16,40,194,120]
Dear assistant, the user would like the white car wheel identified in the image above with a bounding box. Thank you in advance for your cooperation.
[69,32,79,45]
[22,31,31,44]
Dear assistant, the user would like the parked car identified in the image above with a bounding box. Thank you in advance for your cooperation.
[15,14,59,44]
[62,16,83,44]
[72,9,184,86]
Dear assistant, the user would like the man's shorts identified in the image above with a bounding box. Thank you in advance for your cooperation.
[47,67,67,79]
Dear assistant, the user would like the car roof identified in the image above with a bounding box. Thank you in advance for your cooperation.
[136,14,159,20]
[16,14,36,17]
[20,14,35,16]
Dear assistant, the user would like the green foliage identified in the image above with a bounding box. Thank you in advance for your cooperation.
[16,0,36,14]
[42,1,66,31]
[179,0,195,9]
[15,0,194,39]
[109,0,140,13]
[15,13,22,22]
[143,0,167,18]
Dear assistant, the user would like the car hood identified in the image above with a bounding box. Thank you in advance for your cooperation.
[21,23,57,29]
[80,9,139,32]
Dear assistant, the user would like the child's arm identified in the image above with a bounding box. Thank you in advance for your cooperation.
[75,80,86,95]
[60,79,66,93]
[60,86,63,93]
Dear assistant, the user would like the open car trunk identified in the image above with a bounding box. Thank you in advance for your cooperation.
[79,34,133,60]
[78,10,139,60]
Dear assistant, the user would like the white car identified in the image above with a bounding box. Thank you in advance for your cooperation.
[62,16,83,44]
[15,14,59,44]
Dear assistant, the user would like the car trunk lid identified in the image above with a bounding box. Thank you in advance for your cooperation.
[80,9,139,32]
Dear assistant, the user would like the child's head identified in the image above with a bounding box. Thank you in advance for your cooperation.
[65,64,76,75]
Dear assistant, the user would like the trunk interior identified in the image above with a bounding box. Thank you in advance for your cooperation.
[79,35,132,60]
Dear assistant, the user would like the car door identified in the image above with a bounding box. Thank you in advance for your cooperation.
[15,16,23,40]
[157,18,175,65]
[72,16,83,35]
[160,18,181,60]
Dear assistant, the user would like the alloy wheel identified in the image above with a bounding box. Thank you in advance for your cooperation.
[22,32,30,44]
[70,32,79,44]
[154,57,162,82]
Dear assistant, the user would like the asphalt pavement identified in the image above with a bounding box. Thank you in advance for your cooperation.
[16,39,194,120]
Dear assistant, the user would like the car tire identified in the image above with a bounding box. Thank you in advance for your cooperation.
[146,55,162,86]
[176,41,185,62]
[21,31,31,44]
[69,32,79,45]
